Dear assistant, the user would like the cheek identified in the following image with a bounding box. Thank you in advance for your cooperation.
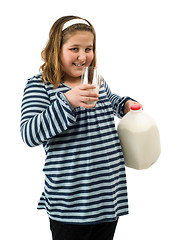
[61,51,74,67]
[88,52,94,62]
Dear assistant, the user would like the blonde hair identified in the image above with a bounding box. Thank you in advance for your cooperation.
[40,16,97,88]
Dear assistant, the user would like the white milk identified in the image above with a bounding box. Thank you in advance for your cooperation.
[117,104,161,170]
[85,87,99,104]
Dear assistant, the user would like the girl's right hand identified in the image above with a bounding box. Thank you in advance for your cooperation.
[64,84,99,108]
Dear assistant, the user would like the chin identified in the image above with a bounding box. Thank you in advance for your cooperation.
[73,70,83,77]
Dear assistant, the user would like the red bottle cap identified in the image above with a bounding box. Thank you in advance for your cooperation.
[130,103,142,111]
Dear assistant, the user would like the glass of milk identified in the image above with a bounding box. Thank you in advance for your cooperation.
[81,67,101,105]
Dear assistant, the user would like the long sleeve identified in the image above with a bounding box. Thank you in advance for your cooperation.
[23,76,129,224]
[103,79,133,118]
[20,76,77,147]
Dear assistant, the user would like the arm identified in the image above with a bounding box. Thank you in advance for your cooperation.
[103,79,138,118]
[20,76,77,147]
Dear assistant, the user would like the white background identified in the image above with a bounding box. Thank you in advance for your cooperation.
[0,0,179,239]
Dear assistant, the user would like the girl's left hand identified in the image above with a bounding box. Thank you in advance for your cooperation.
[124,100,143,114]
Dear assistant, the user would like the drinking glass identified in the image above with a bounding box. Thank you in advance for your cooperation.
[81,67,101,104]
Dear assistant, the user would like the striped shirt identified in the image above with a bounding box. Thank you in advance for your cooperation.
[20,73,131,225]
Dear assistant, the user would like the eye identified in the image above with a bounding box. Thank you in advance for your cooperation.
[70,48,78,52]
[85,48,92,53]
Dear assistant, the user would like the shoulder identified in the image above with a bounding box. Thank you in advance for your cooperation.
[24,73,49,93]
[25,73,44,87]
[22,73,50,99]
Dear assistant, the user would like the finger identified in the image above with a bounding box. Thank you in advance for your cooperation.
[79,84,96,90]
[80,102,95,108]
[80,90,99,98]
[82,96,98,102]
[133,102,143,109]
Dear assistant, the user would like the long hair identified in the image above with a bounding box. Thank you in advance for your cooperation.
[40,16,97,88]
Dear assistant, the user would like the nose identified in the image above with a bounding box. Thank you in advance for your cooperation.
[77,50,86,62]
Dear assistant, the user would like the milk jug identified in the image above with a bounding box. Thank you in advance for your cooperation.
[117,104,161,170]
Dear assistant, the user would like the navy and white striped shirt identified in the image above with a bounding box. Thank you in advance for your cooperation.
[20,73,130,224]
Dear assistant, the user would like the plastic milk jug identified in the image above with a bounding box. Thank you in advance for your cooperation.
[117,104,161,170]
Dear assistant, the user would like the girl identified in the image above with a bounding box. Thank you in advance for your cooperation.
[20,15,141,240]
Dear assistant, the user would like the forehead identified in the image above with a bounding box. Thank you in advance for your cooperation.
[63,31,94,46]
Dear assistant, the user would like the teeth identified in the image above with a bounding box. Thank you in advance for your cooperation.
[74,63,85,66]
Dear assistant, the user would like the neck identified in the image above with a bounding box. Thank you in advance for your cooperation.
[63,76,81,88]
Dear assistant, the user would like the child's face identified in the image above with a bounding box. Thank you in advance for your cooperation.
[61,31,94,80]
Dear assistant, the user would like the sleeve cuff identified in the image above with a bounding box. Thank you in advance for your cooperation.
[118,97,136,118]
[56,91,75,112]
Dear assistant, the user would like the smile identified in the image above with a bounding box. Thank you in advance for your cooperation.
[73,63,85,67]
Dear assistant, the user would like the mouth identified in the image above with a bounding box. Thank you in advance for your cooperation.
[73,63,86,67]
